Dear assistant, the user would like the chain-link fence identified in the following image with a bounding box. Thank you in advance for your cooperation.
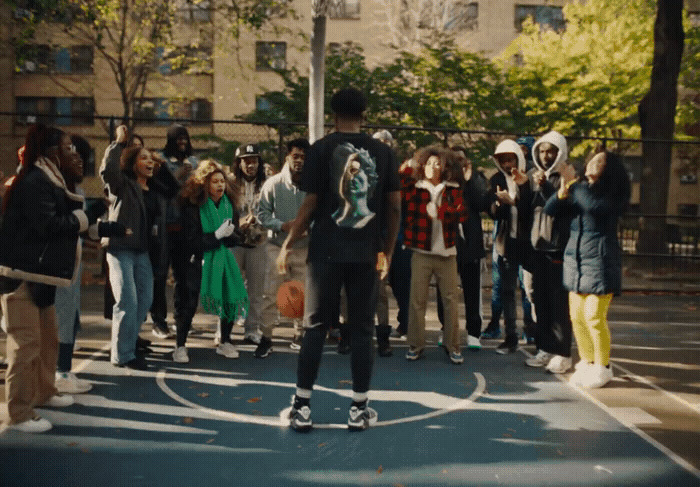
[1,114,699,279]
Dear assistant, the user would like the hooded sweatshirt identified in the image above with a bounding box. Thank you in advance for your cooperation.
[532,130,568,180]
[492,139,526,239]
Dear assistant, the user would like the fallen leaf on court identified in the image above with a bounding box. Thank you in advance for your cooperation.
[189,385,198,389]
[183,417,194,424]
[507,428,516,432]
[248,397,261,403]
[206,438,215,444]
[503,433,512,438]
[441,469,448,474]
[318,443,326,448]
[81,448,90,453]
[67,442,77,447]
[338,380,352,385]
[197,392,209,398]
[377,465,383,474]
[557,449,563,456]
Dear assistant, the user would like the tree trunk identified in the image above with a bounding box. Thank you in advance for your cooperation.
[308,13,326,143]
[637,0,684,257]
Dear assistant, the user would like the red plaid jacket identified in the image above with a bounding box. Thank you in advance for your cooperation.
[401,169,468,251]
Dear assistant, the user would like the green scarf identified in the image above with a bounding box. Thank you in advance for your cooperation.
[199,195,249,321]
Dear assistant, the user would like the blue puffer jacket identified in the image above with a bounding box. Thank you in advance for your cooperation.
[543,181,625,295]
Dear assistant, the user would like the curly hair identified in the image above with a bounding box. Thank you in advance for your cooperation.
[232,151,266,197]
[179,159,237,207]
[413,144,462,184]
[120,146,146,180]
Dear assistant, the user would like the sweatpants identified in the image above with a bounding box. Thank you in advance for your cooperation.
[568,292,613,366]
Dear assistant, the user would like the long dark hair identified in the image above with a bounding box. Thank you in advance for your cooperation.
[592,152,631,214]
[232,154,266,195]
[120,146,146,180]
[2,124,64,214]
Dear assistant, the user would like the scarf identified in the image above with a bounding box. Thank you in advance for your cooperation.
[199,195,249,321]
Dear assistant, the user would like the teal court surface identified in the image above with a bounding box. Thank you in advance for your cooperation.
[1,325,699,487]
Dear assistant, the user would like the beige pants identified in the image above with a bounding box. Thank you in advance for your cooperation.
[1,282,58,424]
[260,242,307,339]
[408,252,461,354]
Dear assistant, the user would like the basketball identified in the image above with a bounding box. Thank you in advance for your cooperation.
[277,280,304,318]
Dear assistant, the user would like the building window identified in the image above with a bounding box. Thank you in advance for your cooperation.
[16,97,94,125]
[515,5,565,33]
[419,1,477,31]
[177,0,211,22]
[678,204,699,217]
[17,45,93,74]
[187,99,212,123]
[679,173,698,184]
[328,0,360,19]
[256,42,286,71]
[133,98,171,125]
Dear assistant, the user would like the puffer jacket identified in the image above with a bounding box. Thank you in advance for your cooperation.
[543,181,625,295]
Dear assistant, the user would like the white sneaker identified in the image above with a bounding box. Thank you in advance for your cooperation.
[569,361,592,385]
[9,415,52,433]
[467,335,481,350]
[213,329,221,346]
[580,364,613,389]
[45,394,74,407]
[216,342,240,359]
[172,346,189,363]
[546,355,573,374]
[55,372,92,394]
[525,350,554,367]
[244,332,262,345]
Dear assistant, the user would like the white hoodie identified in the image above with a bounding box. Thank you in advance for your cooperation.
[492,139,527,238]
[532,130,568,178]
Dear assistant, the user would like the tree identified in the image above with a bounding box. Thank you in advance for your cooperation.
[8,0,293,133]
[500,0,657,156]
[308,0,328,143]
[637,0,684,255]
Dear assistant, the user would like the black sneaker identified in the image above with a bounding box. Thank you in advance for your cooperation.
[117,356,148,370]
[377,342,393,357]
[337,338,351,355]
[348,404,378,431]
[289,404,312,432]
[136,336,153,353]
[496,340,518,354]
[254,336,273,359]
[152,322,170,339]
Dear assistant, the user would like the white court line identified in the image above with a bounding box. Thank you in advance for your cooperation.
[156,370,486,429]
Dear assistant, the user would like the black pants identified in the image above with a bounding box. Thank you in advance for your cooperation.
[150,229,190,327]
[387,240,412,335]
[437,258,482,338]
[297,260,378,394]
[532,252,572,357]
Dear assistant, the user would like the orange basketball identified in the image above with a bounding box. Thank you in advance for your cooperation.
[277,280,304,318]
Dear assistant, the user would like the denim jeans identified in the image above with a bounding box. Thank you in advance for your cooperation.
[494,253,519,342]
[491,245,534,331]
[107,250,153,365]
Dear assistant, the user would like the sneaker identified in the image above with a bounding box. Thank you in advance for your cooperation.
[329,327,342,341]
[546,355,573,374]
[449,351,464,364]
[481,326,501,339]
[580,364,613,389]
[254,337,273,358]
[289,404,313,432]
[216,342,240,359]
[289,335,302,351]
[136,336,153,352]
[525,350,554,367]
[377,342,393,357]
[45,394,74,407]
[152,322,170,339]
[389,329,406,340]
[495,340,517,354]
[467,335,481,350]
[244,332,262,345]
[337,338,351,355]
[405,348,423,361]
[117,356,148,371]
[172,346,189,363]
[9,415,52,433]
[213,328,222,345]
[569,361,593,385]
[348,404,378,431]
[437,332,443,346]
[55,371,92,394]
[522,332,535,345]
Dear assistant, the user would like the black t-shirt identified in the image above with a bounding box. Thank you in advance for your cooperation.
[301,131,400,263]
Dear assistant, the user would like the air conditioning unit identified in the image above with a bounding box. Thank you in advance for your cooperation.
[680,174,698,184]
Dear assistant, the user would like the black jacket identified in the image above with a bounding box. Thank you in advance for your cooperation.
[455,171,490,262]
[179,198,243,294]
[0,161,90,305]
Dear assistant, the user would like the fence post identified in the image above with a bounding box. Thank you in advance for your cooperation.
[108,117,115,142]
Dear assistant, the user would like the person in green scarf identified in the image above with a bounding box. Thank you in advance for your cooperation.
[174,160,248,363]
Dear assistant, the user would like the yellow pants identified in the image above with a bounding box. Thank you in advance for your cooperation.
[568,292,613,366]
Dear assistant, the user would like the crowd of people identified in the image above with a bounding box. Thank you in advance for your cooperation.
[0,88,630,433]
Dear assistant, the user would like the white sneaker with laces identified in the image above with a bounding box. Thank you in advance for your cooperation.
[10,415,52,433]
[525,350,554,367]
[45,394,74,407]
[546,355,573,374]
[569,361,592,385]
[216,342,240,359]
[580,364,613,389]
[172,346,189,363]
[467,335,481,350]
[55,371,92,394]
